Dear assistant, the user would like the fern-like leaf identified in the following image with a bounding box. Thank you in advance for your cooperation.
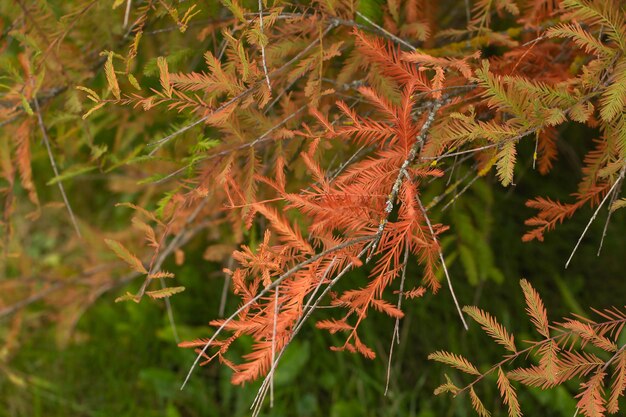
[146,286,186,299]
[497,367,522,417]
[599,57,626,122]
[429,351,481,375]
[470,386,492,417]
[104,239,147,274]
[464,306,517,353]
[576,370,607,417]
[496,141,517,187]
[607,350,626,413]
[519,279,550,338]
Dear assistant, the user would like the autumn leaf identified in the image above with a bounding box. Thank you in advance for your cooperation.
[146,286,186,299]
[104,239,147,274]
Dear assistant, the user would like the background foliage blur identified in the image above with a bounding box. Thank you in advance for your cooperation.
[1,0,625,416]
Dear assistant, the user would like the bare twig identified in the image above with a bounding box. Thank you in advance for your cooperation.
[123,0,132,28]
[597,181,621,256]
[385,242,409,395]
[219,257,234,317]
[270,286,279,407]
[565,164,626,268]
[355,11,416,51]
[416,194,468,330]
[425,166,474,210]
[440,171,481,212]
[258,0,272,92]
[33,95,82,238]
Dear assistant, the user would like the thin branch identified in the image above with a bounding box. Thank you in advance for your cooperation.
[161,272,180,343]
[123,0,132,28]
[270,286,279,407]
[385,242,409,395]
[33,95,82,238]
[258,0,272,92]
[0,219,209,325]
[425,165,474,210]
[219,257,234,317]
[565,164,626,268]
[446,154,459,186]
[415,194,468,330]
[597,181,621,256]
[440,171,481,212]
[355,11,416,51]
[137,198,210,299]
[600,342,626,373]
[0,281,63,319]
[464,0,471,28]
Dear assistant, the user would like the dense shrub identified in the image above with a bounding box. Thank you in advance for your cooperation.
[1,0,625,416]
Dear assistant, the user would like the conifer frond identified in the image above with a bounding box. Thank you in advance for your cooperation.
[508,365,554,388]
[104,239,147,274]
[434,374,460,395]
[401,286,427,299]
[103,52,121,100]
[370,298,405,318]
[538,340,560,386]
[429,351,481,375]
[547,22,614,57]
[316,319,353,334]
[464,306,517,353]
[433,280,626,417]
[576,370,607,417]
[470,386,491,417]
[15,121,39,207]
[253,204,315,255]
[8,1,626,413]
[607,350,626,413]
[497,367,522,417]
[157,56,173,98]
[495,141,517,186]
[519,279,550,338]
[148,271,175,279]
[401,51,479,79]
[561,0,626,52]
[522,194,593,242]
[352,29,430,90]
[146,286,185,299]
[558,350,605,381]
[561,320,618,352]
[536,127,559,175]
[471,0,520,29]
[599,57,626,122]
